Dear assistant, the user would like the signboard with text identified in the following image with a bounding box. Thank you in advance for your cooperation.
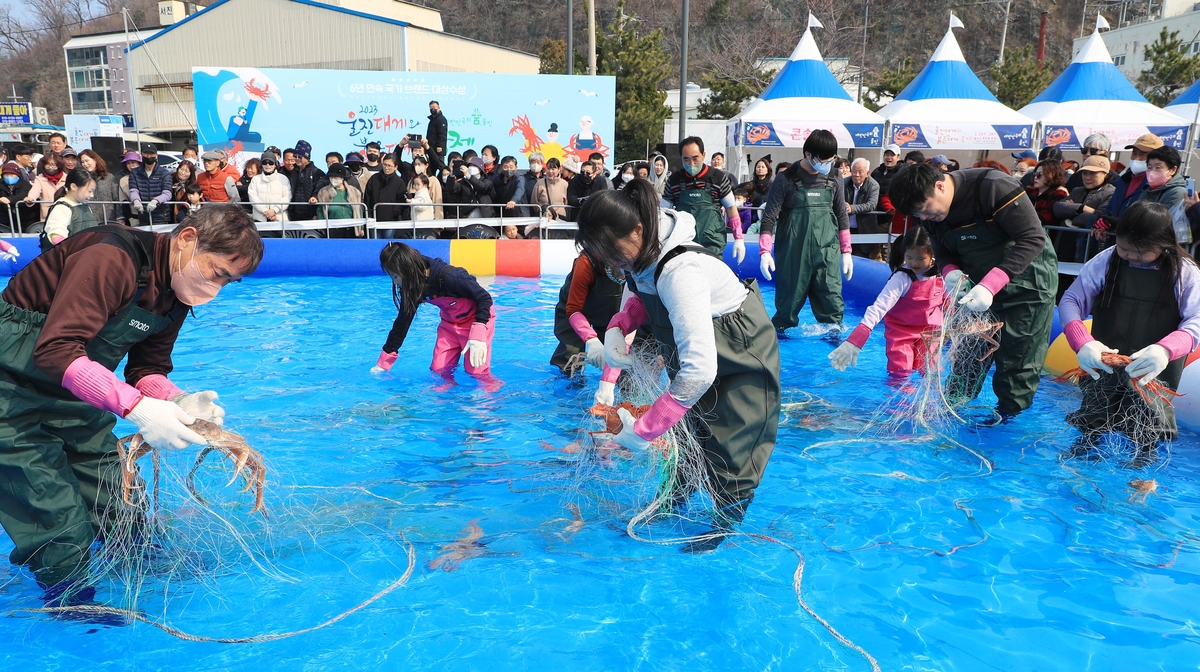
[0,103,31,125]
[192,67,616,168]
[64,114,126,151]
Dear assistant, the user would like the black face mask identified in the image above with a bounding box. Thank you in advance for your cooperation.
[367,152,380,160]
[429,108,437,116]
[142,156,157,166]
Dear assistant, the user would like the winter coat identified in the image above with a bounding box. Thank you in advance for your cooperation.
[88,173,121,225]
[1026,185,1069,227]
[532,174,568,220]
[363,170,408,221]
[410,187,434,221]
[289,162,324,220]
[27,171,68,220]
[0,176,34,232]
[248,171,292,222]
[427,111,448,158]
[127,164,173,223]
[316,183,365,218]
[1051,183,1115,228]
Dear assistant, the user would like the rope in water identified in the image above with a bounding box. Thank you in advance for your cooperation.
[7,536,415,644]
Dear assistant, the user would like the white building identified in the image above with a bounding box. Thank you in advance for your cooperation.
[1076,1,1200,80]
[63,28,164,117]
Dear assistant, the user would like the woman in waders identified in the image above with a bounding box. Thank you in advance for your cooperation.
[0,205,262,610]
[757,129,854,333]
[576,179,781,553]
[40,168,98,250]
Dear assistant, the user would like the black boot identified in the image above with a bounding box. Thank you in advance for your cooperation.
[682,494,753,554]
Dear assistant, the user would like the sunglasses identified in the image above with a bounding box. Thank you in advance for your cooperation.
[1082,148,1106,156]
[262,161,277,166]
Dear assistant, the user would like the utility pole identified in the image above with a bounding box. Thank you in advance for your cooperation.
[123,7,141,151]
[857,0,869,105]
[998,0,1012,64]
[1037,11,1048,68]
[567,0,574,75]
[586,0,596,76]
[678,0,689,143]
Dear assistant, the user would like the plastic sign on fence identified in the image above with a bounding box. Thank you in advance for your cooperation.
[192,67,616,168]
[64,115,126,151]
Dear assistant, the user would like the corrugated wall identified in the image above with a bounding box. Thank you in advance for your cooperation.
[129,0,537,131]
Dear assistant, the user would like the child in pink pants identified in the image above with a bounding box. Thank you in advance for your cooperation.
[371,242,496,378]
[829,227,944,375]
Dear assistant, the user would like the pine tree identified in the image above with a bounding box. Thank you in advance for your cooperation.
[990,45,1054,109]
[538,39,584,75]
[863,58,916,112]
[1137,27,1200,107]
[696,69,771,120]
[595,0,672,162]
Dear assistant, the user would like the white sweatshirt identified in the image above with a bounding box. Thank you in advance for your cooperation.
[630,209,750,405]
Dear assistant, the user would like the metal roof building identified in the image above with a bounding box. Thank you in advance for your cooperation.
[127,0,539,137]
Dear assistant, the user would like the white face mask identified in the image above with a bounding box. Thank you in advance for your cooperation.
[468,166,481,177]
[330,177,344,187]
[1128,160,1148,175]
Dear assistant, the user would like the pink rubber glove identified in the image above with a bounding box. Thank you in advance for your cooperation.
[759,233,774,255]
[728,215,744,240]
[1063,320,1094,353]
[568,311,597,342]
[1157,330,1195,360]
[941,264,960,277]
[838,229,852,254]
[468,322,489,343]
[607,294,648,335]
[976,267,1010,295]
[846,323,872,349]
[601,364,622,384]
[0,240,16,255]
[135,373,184,401]
[62,356,144,417]
[375,350,398,371]
[633,392,692,441]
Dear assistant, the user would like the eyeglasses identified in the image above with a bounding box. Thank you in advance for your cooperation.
[1082,147,1106,156]
[1032,172,1043,178]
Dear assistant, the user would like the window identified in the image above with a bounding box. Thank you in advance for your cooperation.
[66,46,107,68]
[72,90,112,112]
[70,68,108,90]
[1113,55,1126,66]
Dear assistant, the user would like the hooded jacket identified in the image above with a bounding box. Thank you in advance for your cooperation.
[627,209,750,405]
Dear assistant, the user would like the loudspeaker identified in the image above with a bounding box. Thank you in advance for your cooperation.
[91,137,126,175]
[655,143,681,172]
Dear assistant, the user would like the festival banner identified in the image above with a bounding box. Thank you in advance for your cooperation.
[192,67,616,167]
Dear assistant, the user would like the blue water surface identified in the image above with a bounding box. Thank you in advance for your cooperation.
[1,276,1197,671]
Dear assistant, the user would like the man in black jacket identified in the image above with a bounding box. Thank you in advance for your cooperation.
[291,140,324,221]
[426,101,448,171]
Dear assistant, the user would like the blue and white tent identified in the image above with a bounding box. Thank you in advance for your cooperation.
[1164,79,1200,147]
[876,18,1034,151]
[1021,20,1189,151]
[727,21,885,151]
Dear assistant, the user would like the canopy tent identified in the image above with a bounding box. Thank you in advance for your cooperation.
[876,18,1034,151]
[1164,79,1200,147]
[1021,19,1189,151]
[726,19,885,153]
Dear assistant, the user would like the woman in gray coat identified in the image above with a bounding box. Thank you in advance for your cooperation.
[79,150,121,224]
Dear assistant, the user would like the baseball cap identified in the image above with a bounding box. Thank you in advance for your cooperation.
[1078,155,1111,173]
[930,154,951,166]
[1125,133,1164,152]
[1011,149,1037,161]
[60,146,78,158]
[121,151,141,163]
[884,143,901,155]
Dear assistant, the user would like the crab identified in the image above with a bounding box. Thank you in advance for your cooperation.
[1054,352,1184,407]
[116,419,266,516]
[1127,478,1159,505]
[589,402,651,434]
[955,320,1004,361]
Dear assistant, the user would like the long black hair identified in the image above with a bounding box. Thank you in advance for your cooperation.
[575,177,662,274]
[1102,200,1196,306]
[380,241,430,317]
[887,225,937,278]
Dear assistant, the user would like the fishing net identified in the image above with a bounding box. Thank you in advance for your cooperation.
[6,423,417,643]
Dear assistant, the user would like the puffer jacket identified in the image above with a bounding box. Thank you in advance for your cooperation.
[248,171,292,221]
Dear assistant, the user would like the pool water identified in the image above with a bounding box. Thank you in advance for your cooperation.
[2,276,1198,670]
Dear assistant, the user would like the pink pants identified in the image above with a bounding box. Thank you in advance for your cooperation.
[884,322,932,375]
[431,312,496,375]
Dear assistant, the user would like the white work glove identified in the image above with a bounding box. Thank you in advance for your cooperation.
[125,396,207,450]
[944,269,971,300]
[131,200,144,214]
[145,199,158,213]
[841,252,854,280]
[172,390,226,426]
[369,365,386,374]
[604,327,633,369]
[732,239,746,265]
[594,380,615,406]
[0,244,19,262]
[828,341,861,371]
[462,339,487,368]
[760,252,775,281]
[613,407,651,451]
[585,337,606,370]
[1127,344,1171,385]
[958,285,994,312]
[1076,340,1116,379]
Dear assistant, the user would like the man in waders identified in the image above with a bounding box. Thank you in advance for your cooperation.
[758,129,854,333]
[661,136,745,264]
[0,204,263,612]
[888,162,1057,418]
